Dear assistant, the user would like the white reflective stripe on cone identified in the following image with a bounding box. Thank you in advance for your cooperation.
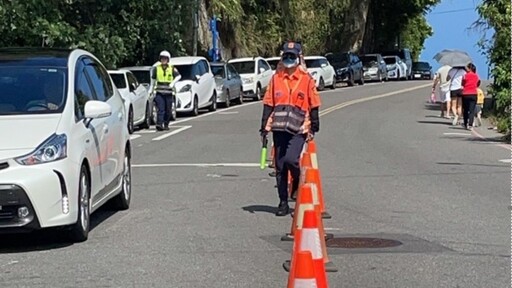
[296,204,315,229]
[310,184,320,205]
[310,153,318,169]
[300,228,323,259]
[294,279,318,288]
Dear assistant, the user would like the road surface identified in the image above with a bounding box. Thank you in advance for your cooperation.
[0,80,509,288]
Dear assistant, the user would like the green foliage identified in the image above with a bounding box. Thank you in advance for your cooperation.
[477,0,511,133]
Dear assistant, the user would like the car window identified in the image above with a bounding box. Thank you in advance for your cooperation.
[130,70,151,85]
[230,61,256,74]
[305,59,322,68]
[127,72,139,86]
[202,61,210,75]
[110,73,127,89]
[174,64,195,80]
[196,62,206,76]
[74,63,95,120]
[84,60,113,102]
[228,64,238,78]
[211,65,225,78]
[260,60,271,71]
[266,59,280,70]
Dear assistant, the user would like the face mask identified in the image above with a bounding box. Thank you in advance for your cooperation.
[282,54,299,68]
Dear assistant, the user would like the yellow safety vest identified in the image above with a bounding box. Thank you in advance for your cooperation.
[155,64,174,94]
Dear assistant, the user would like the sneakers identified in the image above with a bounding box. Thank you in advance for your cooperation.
[275,201,290,217]
[452,115,459,126]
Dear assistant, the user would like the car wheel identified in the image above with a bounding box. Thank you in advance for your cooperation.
[192,96,199,116]
[224,90,231,108]
[318,77,325,91]
[69,165,91,242]
[112,147,131,210]
[127,107,134,134]
[169,97,177,121]
[330,77,336,89]
[209,91,217,112]
[255,85,262,101]
[140,102,151,129]
[347,73,355,87]
[396,71,401,81]
[237,87,244,104]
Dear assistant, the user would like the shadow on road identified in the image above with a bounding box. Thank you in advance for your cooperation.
[417,120,451,126]
[0,206,118,254]
[436,162,509,168]
[242,205,277,214]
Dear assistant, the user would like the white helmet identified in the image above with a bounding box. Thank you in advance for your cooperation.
[159,50,171,59]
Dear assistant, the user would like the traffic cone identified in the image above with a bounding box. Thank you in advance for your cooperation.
[281,178,315,242]
[286,251,318,288]
[303,146,331,219]
[285,210,328,288]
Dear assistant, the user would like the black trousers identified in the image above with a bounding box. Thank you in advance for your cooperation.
[273,131,306,202]
[462,95,477,127]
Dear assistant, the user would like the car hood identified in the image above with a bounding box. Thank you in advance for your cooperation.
[175,80,195,91]
[0,114,62,157]
[307,68,322,74]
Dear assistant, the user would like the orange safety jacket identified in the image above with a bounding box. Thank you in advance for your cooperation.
[262,67,321,134]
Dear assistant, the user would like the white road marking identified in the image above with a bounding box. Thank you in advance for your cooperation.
[324,227,343,231]
[133,163,262,168]
[169,102,261,126]
[443,132,472,136]
[151,125,192,141]
[129,135,141,140]
[499,159,511,163]
[136,130,157,134]
[219,111,239,115]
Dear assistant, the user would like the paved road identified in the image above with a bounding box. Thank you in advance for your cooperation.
[0,80,509,288]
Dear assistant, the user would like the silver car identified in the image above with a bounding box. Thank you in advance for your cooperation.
[210,62,244,107]
[120,66,159,125]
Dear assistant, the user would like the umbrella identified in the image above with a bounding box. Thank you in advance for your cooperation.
[433,49,472,67]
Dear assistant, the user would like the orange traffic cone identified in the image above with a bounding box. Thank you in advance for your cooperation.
[303,146,331,219]
[282,176,315,242]
[285,210,328,288]
[287,251,318,288]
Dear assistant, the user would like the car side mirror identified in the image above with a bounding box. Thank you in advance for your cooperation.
[84,100,112,126]
[259,67,265,74]
[129,83,136,92]
[195,75,201,82]
[321,63,327,68]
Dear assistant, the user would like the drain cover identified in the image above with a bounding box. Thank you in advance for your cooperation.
[326,237,402,249]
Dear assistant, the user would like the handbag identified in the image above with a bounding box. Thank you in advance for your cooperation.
[270,75,307,135]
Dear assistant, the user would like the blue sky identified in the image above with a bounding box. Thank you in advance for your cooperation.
[419,0,492,79]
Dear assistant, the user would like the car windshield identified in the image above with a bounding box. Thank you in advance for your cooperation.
[174,64,195,81]
[326,53,348,67]
[305,59,322,68]
[383,57,397,65]
[211,66,225,78]
[109,73,127,89]
[413,62,430,70]
[130,70,151,84]
[360,56,378,67]
[230,61,255,74]
[0,66,67,115]
[267,59,280,70]
[382,50,405,59]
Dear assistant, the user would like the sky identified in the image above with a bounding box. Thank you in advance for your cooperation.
[419,0,492,79]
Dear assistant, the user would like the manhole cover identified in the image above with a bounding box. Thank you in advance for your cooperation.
[326,237,402,249]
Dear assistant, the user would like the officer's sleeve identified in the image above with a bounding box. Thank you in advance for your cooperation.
[308,78,321,133]
[173,68,181,78]
[151,67,157,80]
[260,76,275,132]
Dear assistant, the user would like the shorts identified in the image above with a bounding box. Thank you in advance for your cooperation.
[438,88,450,103]
[475,104,483,114]
[450,89,463,98]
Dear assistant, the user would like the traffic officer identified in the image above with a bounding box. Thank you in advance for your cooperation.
[260,41,321,216]
[151,50,181,131]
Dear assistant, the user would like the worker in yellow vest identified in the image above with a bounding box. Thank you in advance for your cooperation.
[151,50,181,131]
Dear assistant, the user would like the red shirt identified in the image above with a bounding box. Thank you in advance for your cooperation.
[462,71,479,95]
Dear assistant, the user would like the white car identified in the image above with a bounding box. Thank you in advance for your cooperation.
[228,57,273,100]
[108,69,152,132]
[0,48,132,242]
[265,57,281,74]
[383,56,407,80]
[170,57,216,116]
[304,56,337,90]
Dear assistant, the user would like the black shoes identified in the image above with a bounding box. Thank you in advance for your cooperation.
[268,171,277,177]
[156,124,170,131]
[276,201,290,217]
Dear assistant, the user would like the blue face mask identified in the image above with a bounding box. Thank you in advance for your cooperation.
[282,53,299,68]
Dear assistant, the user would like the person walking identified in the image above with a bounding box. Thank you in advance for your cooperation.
[461,63,480,130]
[260,41,321,216]
[447,66,466,125]
[474,81,485,127]
[432,64,452,118]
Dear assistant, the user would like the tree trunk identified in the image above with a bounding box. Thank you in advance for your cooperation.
[338,0,371,52]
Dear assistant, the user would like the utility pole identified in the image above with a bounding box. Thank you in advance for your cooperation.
[192,0,200,56]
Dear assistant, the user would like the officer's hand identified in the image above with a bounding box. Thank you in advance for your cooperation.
[306,132,315,142]
[260,130,268,143]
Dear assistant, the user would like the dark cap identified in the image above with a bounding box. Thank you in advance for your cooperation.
[282,42,302,56]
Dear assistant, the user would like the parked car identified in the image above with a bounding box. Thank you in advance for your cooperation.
[360,54,388,82]
[170,56,216,116]
[412,61,433,80]
[210,62,244,107]
[0,48,132,242]
[265,57,281,73]
[381,49,413,80]
[383,55,407,81]
[304,56,336,90]
[120,66,154,93]
[108,69,153,133]
[228,57,273,100]
[325,52,364,86]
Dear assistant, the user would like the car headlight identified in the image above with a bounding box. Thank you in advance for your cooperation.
[15,134,67,165]
[179,84,192,93]
[369,67,378,72]
[336,68,347,74]
[243,77,254,84]
[310,71,318,76]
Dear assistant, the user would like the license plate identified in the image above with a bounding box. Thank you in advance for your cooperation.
[414,74,421,78]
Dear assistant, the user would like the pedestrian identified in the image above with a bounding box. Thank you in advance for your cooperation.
[447,65,467,126]
[474,81,485,127]
[259,41,321,216]
[151,50,181,131]
[432,64,452,118]
[461,63,480,130]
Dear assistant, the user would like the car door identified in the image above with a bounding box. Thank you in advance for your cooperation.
[73,59,104,196]
[259,60,272,90]
[196,61,209,107]
[84,58,124,200]
[320,59,332,83]
[203,60,215,103]
[228,64,241,97]
[126,72,145,122]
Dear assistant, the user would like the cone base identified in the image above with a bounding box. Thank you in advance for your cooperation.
[280,234,294,241]
[322,212,332,219]
[284,260,338,273]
